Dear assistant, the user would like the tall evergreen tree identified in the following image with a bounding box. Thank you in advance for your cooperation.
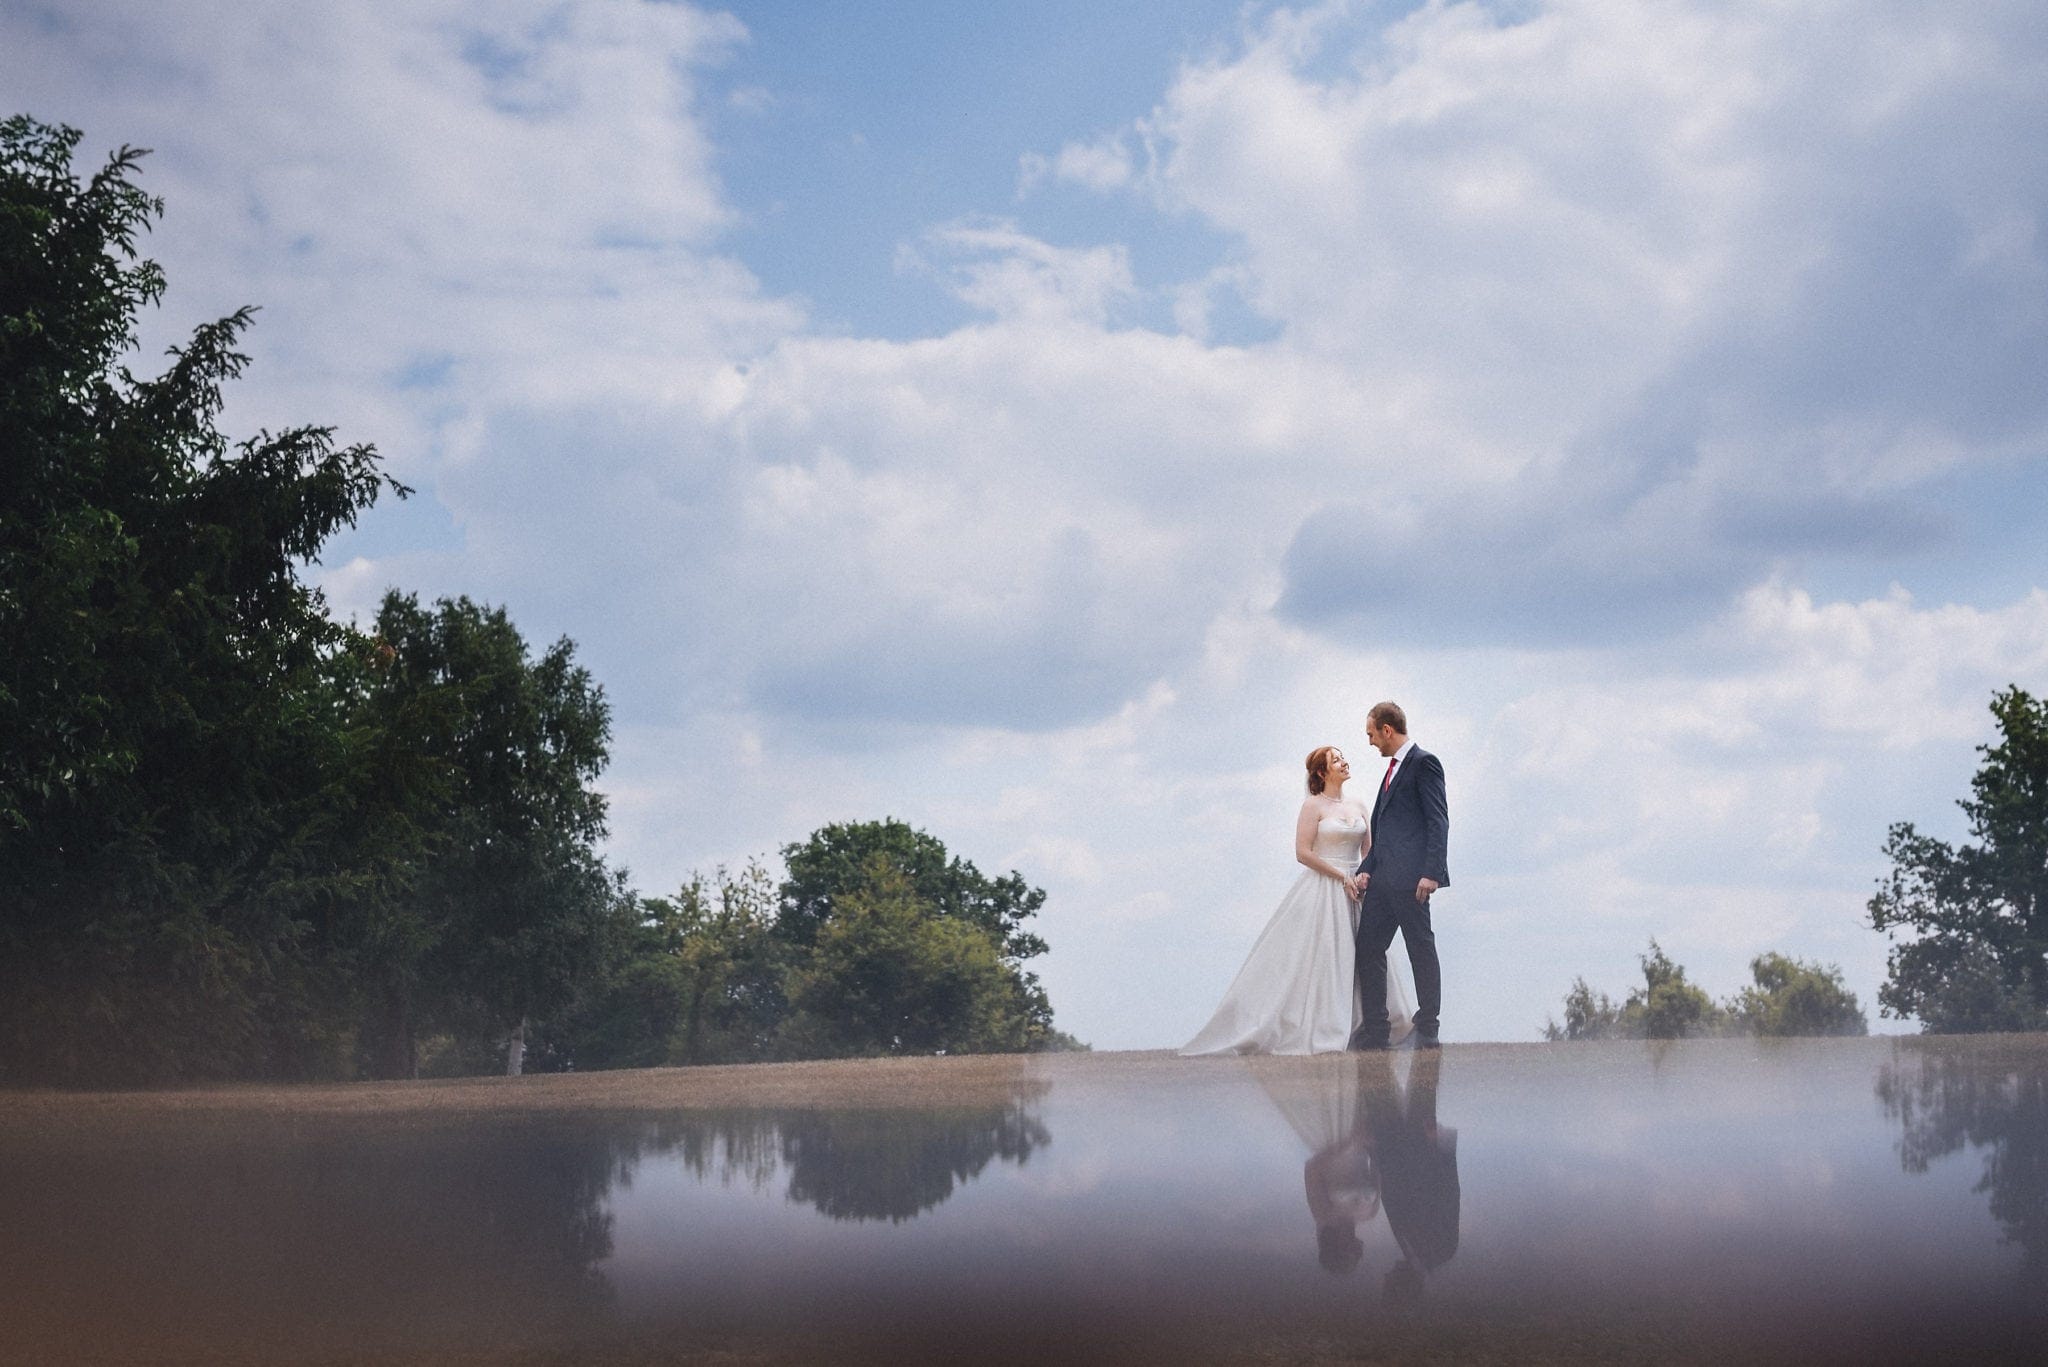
[1,117,405,1083]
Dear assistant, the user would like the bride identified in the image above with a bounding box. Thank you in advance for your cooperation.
[1181,746,1414,1055]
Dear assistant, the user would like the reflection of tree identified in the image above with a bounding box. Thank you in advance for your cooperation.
[639,1086,1051,1223]
[1,1081,1052,1358]
[0,1120,629,1360]
[1879,1041,2048,1280]
[780,1103,1049,1222]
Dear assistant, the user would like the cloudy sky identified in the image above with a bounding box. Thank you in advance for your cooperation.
[9,0,2046,1048]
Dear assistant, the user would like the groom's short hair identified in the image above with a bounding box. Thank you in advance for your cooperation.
[1368,701,1407,735]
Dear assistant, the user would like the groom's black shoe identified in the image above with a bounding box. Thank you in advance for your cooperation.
[1411,1030,1442,1050]
[1348,1029,1393,1051]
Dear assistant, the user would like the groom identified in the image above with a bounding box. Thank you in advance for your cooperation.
[1351,701,1449,1050]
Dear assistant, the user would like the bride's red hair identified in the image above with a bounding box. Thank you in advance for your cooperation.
[1305,745,1339,795]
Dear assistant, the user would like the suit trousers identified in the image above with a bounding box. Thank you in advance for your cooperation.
[1354,879,1441,1043]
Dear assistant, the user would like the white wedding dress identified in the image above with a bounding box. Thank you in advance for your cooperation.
[1180,811,1414,1056]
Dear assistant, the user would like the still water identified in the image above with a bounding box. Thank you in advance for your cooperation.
[2,1037,2044,1364]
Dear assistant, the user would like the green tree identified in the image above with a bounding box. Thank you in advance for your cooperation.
[1728,952,1868,1037]
[1870,687,2048,1032]
[1543,977,1625,1041]
[538,829,1084,1069]
[524,897,692,1073]
[1543,941,1724,1041]
[778,818,1057,1050]
[0,117,407,1083]
[533,863,786,1071]
[359,592,622,1077]
[1546,945,1871,1041]
[781,856,1047,1057]
[780,818,1050,962]
[1906,945,2048,1035]
[664,861,785,1064]
[1628,940,1722,1038]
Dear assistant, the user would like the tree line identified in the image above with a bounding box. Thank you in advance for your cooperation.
[0,116,1075,1086]
[520,819,1081,1076]
[1547,685,2048,1040]
[1544,942,1867,1041]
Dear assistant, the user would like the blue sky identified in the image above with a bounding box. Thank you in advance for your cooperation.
[6,0,2046,1048]
[706,0,1255,339]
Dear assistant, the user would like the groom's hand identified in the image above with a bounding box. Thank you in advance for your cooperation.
[1414,877,1439,903]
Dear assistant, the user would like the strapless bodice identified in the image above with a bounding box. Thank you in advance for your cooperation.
[1311,813,1367,865]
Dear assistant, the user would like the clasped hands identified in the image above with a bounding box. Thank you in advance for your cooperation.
[1343,871,1438,904]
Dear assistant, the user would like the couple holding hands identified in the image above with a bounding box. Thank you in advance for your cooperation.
[1183,700,1449,1056]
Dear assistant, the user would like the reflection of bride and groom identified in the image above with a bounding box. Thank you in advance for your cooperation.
[1182,701,1450,1056]
[1258,1051,1460,1301]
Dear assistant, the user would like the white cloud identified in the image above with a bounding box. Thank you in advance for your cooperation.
[1718,581,2048,743]
[1096,0,2048,644]
[1019,132,1136,195]
[3,0,791,479]
[900,218,1138,327]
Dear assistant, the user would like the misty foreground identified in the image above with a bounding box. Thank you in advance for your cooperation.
[4,1037,2045,1365]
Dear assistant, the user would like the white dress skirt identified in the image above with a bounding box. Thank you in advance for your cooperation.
[1180,813,1415,1055]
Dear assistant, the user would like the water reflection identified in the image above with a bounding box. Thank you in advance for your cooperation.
[0,1120,628,1361]
[1879,1038,2048,1281]
[1251,1051,1459,1301]
[0,1084,1048,1362]
[11,1041,2048,1362]
[635,1089,1050,1222]
[1361,1052,1459,1304]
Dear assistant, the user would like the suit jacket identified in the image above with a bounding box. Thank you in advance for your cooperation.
[1360,744,1450,889]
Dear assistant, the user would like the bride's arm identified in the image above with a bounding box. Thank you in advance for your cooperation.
[1296,801,1361,895]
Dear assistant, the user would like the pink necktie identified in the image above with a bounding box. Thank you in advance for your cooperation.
[1381,758,1397,793]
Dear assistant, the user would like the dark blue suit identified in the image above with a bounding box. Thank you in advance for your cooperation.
[1359,1050,1458,1273]
[1354,743,1449,1045]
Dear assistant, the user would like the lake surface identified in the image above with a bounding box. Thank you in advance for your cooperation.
[2,1036,2044,1363]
